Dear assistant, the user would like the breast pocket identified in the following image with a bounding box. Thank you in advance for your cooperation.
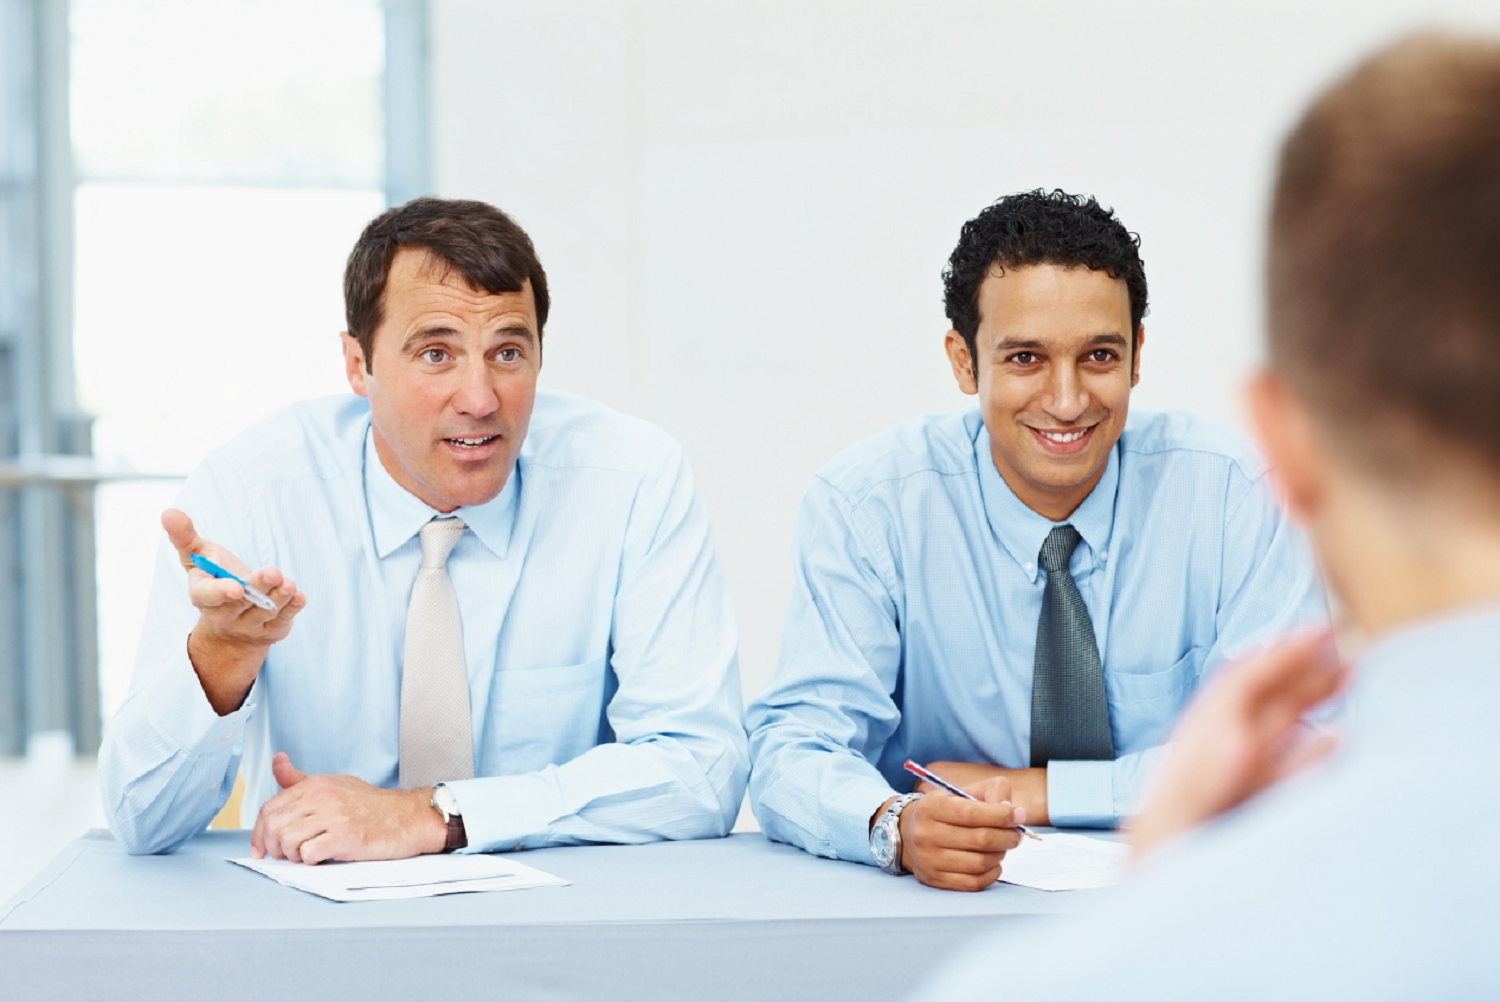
[1104,647,1202,747]
[484,655,610,773]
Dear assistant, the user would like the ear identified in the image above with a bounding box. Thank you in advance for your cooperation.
[1247,370,1323,524]
[342,332,370,398]
[1131,325,1145,387]
[944,330,979,395]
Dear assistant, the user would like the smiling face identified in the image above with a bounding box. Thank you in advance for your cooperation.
[944,262,1142,521]
[342,247,541,513]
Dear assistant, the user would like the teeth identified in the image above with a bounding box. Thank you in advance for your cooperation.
[448,436,496,448]
[1040,429,1086,443]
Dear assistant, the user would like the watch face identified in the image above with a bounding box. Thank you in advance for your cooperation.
[432,784,459,817]
[870,820,894,866]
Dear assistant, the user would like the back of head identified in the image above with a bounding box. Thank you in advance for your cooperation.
[1269,33,1500,480]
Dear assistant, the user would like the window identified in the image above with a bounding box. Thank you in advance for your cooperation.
[69,0,399,719]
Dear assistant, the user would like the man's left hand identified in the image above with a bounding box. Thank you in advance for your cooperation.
[915,762,1049,826]
[250,752,448,864]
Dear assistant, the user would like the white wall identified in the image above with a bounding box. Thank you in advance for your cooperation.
[430,0,1500,704]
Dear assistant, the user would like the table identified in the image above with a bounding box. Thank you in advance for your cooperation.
[0,830,1110,1001]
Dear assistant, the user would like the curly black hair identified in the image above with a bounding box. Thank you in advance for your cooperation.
[942,189,1148,376]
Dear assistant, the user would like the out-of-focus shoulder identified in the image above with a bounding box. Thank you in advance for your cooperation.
[1119,410,1268,481]
[520,388,682,475]
[198,395,368,487]
[813,409,982,505]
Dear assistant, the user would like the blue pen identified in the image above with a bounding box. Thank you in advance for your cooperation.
[190,553,279,613]
[904,759,1043,840]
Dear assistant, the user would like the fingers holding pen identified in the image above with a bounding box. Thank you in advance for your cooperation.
[900,787,1025,891]
[188,570,304,639]
[166,507,306,625]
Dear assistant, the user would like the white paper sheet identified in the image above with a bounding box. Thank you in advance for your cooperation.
[228,853,570,902]
[997,832,1130,892]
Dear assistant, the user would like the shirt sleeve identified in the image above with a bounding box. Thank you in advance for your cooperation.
[1046,464,1330,828]
[745,478,905,865]
[97,459,261,855]
[444,444,749,851]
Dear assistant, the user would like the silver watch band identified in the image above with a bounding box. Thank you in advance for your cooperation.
[872,792,923,875]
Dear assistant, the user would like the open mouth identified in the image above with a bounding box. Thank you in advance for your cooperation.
[444,435,499,451]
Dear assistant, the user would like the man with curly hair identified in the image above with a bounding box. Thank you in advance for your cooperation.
[746,190,1326,890]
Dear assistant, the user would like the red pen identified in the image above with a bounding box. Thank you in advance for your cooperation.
[903,759,1043,840]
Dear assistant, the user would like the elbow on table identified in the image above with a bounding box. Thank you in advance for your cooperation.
[103,793,202,856]
[100,777,200,856]
[106,811,194,856]
[676,735,748,841]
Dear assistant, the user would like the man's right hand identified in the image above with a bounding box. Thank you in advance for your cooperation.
[163,508,306,715]
[1128,629,1346,860]
[879,776,1026,891]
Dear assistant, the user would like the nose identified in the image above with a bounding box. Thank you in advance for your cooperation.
[451,357,500,419]
[1041,362,1089,423]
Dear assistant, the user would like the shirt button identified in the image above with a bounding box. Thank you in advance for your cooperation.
[1099,550,1108,562]
[1024,562,1036,574]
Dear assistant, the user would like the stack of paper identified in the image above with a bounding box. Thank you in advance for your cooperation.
[997,832,1131,892]
[229,853,570,902]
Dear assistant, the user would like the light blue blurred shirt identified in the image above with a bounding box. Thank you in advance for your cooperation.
[913,605,1500,1001]
[100,390,748,855]
[747,408,1325,863]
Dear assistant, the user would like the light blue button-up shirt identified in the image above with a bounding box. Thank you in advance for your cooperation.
[912,605,1500,1002]
[100,390,749,855]
[747,408,1325,863]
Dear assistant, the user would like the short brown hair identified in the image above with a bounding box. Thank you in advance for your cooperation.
[1268,33,1500,475]
[344,197,550,373]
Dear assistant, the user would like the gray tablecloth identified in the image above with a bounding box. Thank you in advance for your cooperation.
[0,830,1110,1001]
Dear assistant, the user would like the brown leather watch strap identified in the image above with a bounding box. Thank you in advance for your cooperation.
[444,814,468,853]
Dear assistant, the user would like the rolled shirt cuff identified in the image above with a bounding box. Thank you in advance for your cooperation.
[821,773,903,865]
[1046,759,1117,828]
[444,770,568,853]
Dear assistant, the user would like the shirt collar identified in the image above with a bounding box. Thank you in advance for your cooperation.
[974,418,1119,583]
[363,425,520,560]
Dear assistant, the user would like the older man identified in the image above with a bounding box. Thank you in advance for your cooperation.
[101,197,748,860]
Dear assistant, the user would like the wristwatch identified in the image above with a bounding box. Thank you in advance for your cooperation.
[431,783,468,853]
[869,792,923,875]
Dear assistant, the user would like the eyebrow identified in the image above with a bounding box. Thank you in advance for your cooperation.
[994,332,1129,353]
[400,324,537,353]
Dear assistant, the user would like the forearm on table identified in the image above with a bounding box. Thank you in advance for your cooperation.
[748,737,898,862]
[449,736,744,852]
[101,634,261,854]
[100,710,242,854]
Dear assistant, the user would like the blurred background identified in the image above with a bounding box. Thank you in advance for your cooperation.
[2,0,1497,899]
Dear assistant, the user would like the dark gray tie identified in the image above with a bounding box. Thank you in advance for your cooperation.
[1030,525,1114,767]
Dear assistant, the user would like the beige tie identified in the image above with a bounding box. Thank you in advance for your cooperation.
[398,516,474,790]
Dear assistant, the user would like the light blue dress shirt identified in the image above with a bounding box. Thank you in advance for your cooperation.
[747,408,1325,863]
[99,390,749,855]
[913,605,1500,1002]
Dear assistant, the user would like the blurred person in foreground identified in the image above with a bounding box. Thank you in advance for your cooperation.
[914,32,1500,998]
[100,198,748,859]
